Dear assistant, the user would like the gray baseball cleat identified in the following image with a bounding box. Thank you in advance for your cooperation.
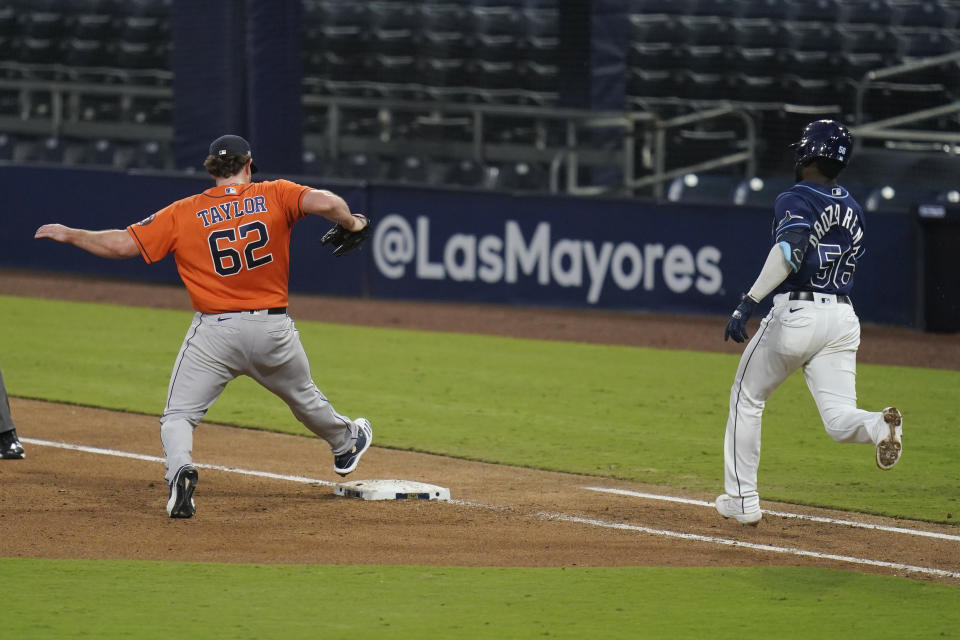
[0,429,25,459]
[876,407,903,470]
[715,494,762,525]
[167,464,199,518]
[334,418,372,476]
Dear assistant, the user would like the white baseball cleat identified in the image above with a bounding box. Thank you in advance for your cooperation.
[876,407,903,470]
[715,494,762,525]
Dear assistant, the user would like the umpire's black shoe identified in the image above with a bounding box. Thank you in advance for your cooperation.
[167,464,199,518]
[334,418,372,477]
[0,429,25,459]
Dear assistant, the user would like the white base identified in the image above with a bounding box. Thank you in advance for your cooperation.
[333,479,451,501]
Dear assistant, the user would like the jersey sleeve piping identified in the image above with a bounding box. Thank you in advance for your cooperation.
[126,226,154,264]
[296,186,311,217]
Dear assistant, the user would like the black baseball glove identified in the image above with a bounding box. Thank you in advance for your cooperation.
[321,214,372,257]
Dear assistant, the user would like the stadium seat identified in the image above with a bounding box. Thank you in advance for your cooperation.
[301,149,333,177]
[687,0,739,17]
[14,136,64,164]
[905,153,960,190]
[493,161,550,191]
[733,0,789,20]
[837,25,899,80]
[730,18,783,49]
[731,73,781,103]
[628,41,681,71]
[128,140,170,171]
[0,133,14,161]
[389,154,429,184]
[337,153,388,181]
[21,9,67,40]
[443,158,492,188]
[628,0,692,15]
[895,1,959,29]
[682,44,730,74]
[732,176,794,206]
[85,138,117,167]
[421,3,470,34]
[679,71,728,101]
[678,15,734,46]
[666,173,740,204]
[837,0,895,25]
[628,14,682,44]
[784,0,842,22]
[77,93,123,122]
[627,67,676,98]
[666,127,741,169]
[21,37,61,68]
[864,184,940,212]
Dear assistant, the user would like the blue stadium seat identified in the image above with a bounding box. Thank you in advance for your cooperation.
[0,133,14,161]
[733,176,794,206]
[730,18,783,48]
[337,153,388,181]
[443,158,491,188]
[629,0,692,15]
[895,1,959,28]
[493,161,550,191]
[864,184,940,212]
[628,14,682,44]
[666,173,741,204]
[627,67,676,98]
[731,73,780,103]
[128,140,170,171]
[734,0,788,20]
[85,138,117,167]
[837,0,895,25]
[687,0,739,17]
[785,0,842,22]
[628,41,681,70]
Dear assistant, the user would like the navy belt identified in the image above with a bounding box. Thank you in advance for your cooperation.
[789,292,851,305]
[219,307,287,315]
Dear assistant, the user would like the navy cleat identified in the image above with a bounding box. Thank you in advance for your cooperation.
[166,464,199,518]
[333,418,372,477]
[0,429,25,459]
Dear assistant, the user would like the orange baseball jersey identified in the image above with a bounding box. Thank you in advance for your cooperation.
[126,179,312,313]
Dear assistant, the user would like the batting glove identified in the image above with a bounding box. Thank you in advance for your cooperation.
[724,294,758,343]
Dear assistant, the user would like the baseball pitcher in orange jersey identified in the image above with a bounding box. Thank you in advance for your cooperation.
[35,135,373,518]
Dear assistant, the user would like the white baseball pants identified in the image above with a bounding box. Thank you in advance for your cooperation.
[723,293,891,509]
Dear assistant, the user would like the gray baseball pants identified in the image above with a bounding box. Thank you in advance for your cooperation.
[159,311,357,484]
[0,366,15,434]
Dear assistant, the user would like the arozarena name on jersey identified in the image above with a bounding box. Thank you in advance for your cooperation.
[808,202,863,250]
[194,195,268,227]
[372,214,722,304]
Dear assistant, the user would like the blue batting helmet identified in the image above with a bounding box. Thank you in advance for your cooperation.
[792,120,853,169]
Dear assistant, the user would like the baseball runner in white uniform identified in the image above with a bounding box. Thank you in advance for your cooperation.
[716,120,904,525]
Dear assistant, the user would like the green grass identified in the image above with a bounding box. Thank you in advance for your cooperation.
[2,295,957,523]
[2,294,958,639]
[2,559,958,640]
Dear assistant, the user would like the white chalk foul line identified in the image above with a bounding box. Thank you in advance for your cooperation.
[535,512,960,581]
[24,438,960,580]
[583,486,960,543]
[22,438,336,486]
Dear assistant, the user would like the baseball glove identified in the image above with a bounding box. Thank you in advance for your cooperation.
[321,214,372,257]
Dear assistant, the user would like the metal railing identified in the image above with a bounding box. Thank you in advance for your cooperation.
[853,51,960,146]
[0,63,759,197]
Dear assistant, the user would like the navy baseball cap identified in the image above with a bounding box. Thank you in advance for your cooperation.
[208,134,258,173]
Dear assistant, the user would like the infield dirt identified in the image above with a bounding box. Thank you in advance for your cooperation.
[1,271,958,584]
